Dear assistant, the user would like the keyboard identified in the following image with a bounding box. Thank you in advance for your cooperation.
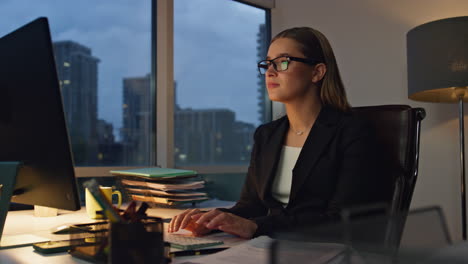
[165,234,223,250]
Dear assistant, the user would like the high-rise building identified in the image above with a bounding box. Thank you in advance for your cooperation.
[256,23,268,124]
[121,74,152,165]
[174,108,254,165]
[120,74,254,166]
[97,119,122,165]
[232,121,255,162]
[53,41,100,165]
[175,108,234,165]
[97,119,115,144]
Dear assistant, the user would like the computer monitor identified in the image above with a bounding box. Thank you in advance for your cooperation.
[0,17,81,242]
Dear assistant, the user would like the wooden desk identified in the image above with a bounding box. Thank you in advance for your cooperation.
[0,200,238,264]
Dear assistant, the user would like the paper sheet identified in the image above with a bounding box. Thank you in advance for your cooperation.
[172,236,271,264]
[172,236,367,264]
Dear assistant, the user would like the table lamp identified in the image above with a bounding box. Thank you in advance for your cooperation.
[407,16,468,240]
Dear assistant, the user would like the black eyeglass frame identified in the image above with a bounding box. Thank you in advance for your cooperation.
[257,55,322,75]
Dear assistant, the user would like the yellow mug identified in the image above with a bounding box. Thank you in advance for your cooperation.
[85,186,122,219]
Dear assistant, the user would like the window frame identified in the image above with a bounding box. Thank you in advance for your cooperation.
[76,0,157,177]
[76,0,272,177]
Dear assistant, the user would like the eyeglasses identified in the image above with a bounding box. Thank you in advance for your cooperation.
[257,56,321,75]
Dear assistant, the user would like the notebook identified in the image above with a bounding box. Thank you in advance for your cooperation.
[110,168,197,179]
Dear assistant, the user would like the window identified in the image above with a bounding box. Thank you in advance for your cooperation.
[0,0,154,167]
[173,0,270,167]
[1,0,271,177]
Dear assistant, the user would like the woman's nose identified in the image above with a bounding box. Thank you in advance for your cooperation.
[266,63,277,76]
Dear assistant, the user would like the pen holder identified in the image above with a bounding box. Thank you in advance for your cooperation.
[69,219,169,264]
[109,219,168,264]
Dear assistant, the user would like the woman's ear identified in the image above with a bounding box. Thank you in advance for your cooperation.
[311,63,327,83]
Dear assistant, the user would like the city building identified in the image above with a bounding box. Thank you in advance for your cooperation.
[121,74,152,165]
[174,108,254,165]
[97,119,123,165]
[53,40,100,165]
[121,74,254,166]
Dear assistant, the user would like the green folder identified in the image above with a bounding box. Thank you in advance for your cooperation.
[110,167,197,179]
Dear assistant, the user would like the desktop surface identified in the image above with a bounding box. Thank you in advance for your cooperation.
[0,200,241,264]
[2,205,456,264]
[3,202,467,264]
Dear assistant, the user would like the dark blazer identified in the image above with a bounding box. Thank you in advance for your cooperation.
[224,105,383,236]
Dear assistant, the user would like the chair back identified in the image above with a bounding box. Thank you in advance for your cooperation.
[352,105,426,250]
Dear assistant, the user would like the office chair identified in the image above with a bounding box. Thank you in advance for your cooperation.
[351,105,426,253]
[270,105,425,263]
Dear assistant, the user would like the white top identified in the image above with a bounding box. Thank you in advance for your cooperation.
[271,145,302,205]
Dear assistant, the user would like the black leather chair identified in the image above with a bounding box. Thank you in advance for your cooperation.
[351,105,426,253]
[270,105,426,263]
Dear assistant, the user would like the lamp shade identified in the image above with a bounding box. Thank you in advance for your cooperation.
[407,16,468,103]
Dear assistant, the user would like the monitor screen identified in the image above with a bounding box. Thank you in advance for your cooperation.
[0,17,80,211]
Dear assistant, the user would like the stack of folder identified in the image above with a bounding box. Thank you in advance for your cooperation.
[111,168,209,207]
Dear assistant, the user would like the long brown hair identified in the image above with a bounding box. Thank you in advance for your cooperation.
[272,27,351,111]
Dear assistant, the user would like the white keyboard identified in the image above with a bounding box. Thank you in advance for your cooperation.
[165,234,223,250]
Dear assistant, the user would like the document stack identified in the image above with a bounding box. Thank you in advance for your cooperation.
[110,167,209,207]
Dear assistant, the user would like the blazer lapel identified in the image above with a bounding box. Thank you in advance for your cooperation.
[289,106,341,203]
[259,118,288,201]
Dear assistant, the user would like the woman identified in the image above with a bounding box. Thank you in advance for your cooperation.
[168,27,380,239]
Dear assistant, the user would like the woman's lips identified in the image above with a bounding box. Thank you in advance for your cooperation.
[267,82,279,88]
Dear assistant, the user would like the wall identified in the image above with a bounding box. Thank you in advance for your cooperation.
[271,0,468,241]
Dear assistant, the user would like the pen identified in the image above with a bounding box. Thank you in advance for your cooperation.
[122,201,137,222]
[169,247,229,257]
[136,202,149,217]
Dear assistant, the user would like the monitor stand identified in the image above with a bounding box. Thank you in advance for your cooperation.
[0,162,49,249]
[34,205,58,217]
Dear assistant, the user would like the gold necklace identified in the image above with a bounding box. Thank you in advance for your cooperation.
[290,128,305,136]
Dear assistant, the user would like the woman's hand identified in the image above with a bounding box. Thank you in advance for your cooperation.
[192,209,258,239]
[168,208,210,236]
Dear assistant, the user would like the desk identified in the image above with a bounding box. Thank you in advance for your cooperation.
[0,203,393,264]
[0,200,240,264]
